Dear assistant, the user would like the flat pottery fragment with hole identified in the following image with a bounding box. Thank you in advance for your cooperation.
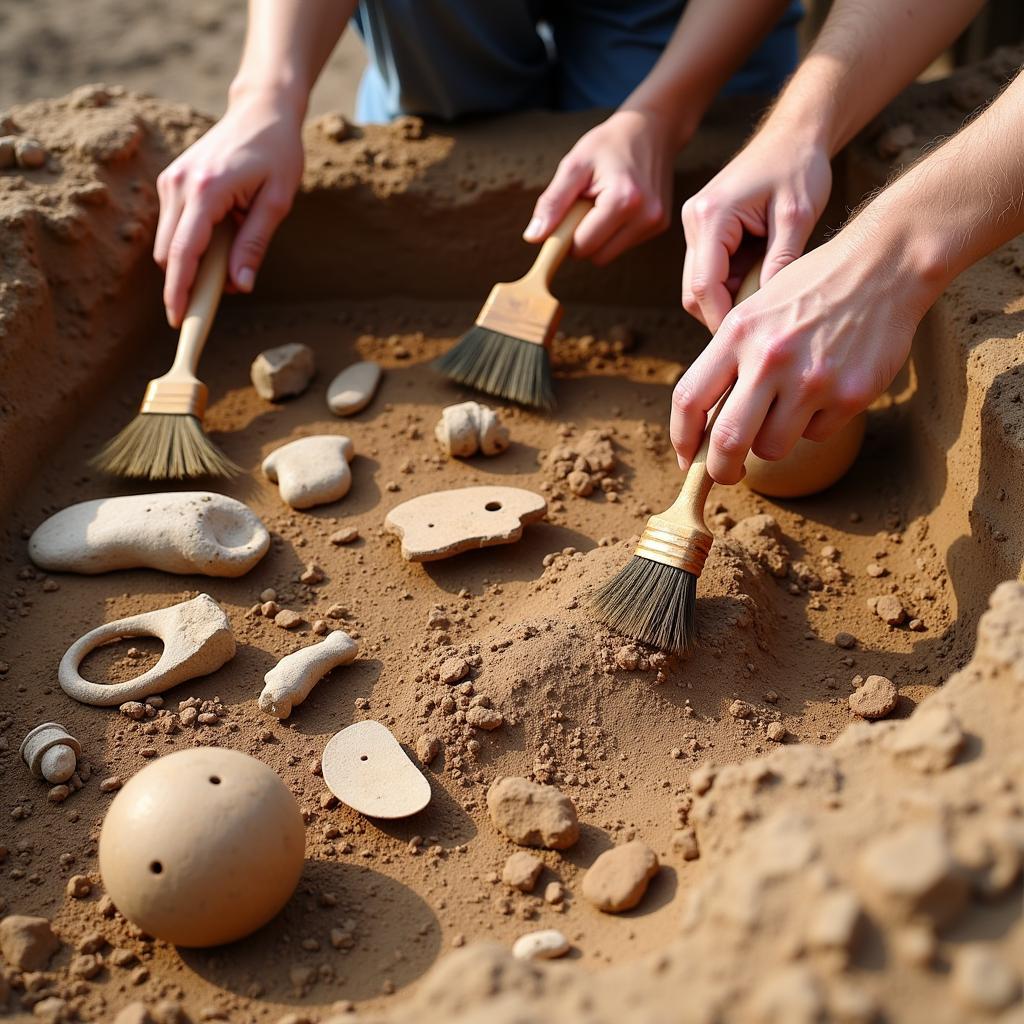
[59,593,236,706]
[384,486,547,562]
[321,720,431,818]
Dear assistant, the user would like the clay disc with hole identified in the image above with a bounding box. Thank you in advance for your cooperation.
[322,720,431,818]
[384,486,547,562]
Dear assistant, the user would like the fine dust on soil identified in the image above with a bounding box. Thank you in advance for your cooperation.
[2,290,961,1021]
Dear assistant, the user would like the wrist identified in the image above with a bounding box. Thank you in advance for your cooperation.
[227,74,309,121]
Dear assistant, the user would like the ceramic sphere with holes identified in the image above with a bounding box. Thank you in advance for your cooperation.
[98,747,305,946]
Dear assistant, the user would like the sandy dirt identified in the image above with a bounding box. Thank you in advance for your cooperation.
[0,44,1022,1024]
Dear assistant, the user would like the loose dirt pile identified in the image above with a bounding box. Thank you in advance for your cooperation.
[1,50,1022,1024]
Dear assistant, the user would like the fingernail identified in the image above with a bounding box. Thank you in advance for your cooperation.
[237,267,255,292]
[523,217,543,242]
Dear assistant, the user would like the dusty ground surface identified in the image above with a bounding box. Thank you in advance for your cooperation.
[0,48,1022,1024]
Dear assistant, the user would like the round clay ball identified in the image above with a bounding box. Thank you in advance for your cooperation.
[99,747,305,947]
[743,412,867,499]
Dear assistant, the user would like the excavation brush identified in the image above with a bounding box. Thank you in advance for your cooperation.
[93,224,238,480]
[435,199,592,410]
[593,264,761,654]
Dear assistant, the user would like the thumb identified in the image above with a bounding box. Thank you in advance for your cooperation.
[762,196,814,284]
[524,157,590,243]
[230,184,292,292]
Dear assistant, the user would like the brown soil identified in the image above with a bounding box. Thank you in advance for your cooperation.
[1,50,1022,1024]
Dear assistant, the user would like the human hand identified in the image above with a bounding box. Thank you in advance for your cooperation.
[681,123,833,332]
[154,89,304,327]
[523,109,675,266]
[670,219,935,485]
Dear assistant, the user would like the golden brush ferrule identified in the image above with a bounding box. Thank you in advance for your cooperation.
[634,520,713,576]
[140,378,208,419]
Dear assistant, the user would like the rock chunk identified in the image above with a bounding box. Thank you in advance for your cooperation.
[466,705,504,731]
[487,776,579,850]
[435,401,510,458]
[884,704,964,773]
[512,929,570,961]
[729,514,790,577]
[951,946,1021,1013]
[849,674,898,719]
[502,852,543,892]
[263,435,355,509]
[386,486,546,562]
[59,594,235,706]
[857,823,967,926]
[0,914,61,970]
[582,841,660,913]
[251,342,316,400]
[29,492,270,577]
[875,594,907,626]
[260,630,359,719]
[327,360,383,416]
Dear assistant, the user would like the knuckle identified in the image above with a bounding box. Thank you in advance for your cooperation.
[776,196,812,226]
[691,193,718,221]
[756,335,794,372]
[751,436,788,462]
[713,420,746,457]
[689,276,710,303]
[671,382,696,416]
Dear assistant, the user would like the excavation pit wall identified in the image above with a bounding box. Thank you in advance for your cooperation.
[0,56,1021,1024]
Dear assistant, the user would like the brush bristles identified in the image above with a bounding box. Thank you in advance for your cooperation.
[592,555,697,655]
[435,326,556,410]
[91,413,239,480]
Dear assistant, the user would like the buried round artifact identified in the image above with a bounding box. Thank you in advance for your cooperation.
[262,435,355,509]
[59,594,235,706]
[99,748,305,947]
[259,630,360,719]
[326,360,383,416]
[28,492,270,577]
[384,486,547,561]
[743,412,867,499]
[21,723,82,784]
[434,401,510,458]
[322,720,431,818]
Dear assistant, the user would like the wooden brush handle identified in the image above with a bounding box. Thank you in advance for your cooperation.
[525,199,592,288]
[657,260,764,534]
[168,221,233,379]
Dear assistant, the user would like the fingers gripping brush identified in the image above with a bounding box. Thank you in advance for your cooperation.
[592,263,762,654]
[435,199,592,410]
[93,223,239,480]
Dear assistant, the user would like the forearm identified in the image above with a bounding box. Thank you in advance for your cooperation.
[229,0,356,118]
[853,69,1024,311]
[765,0,984,155]
[622,0,792,148]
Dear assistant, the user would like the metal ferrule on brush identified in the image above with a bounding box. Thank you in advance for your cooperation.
[140,378,207,418]
[634,519,713,576]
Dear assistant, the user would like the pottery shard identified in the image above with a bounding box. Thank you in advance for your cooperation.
[385,487,547,562]
[434,401,510,458]
[250,342,316,400]
[848,674,898,719]
[327,360,383,416]
[857,823,968,926]
[59,594,236,706]
[487,776,579,850]
[883,704,964,773]
[582,841,660,913]
[29,492,270,577]
[512,929,570,961]
[263,435,355,509]
[322,720,431,819]
[260,630,359,719]
[503,852,543,892]
[0,914,61,970]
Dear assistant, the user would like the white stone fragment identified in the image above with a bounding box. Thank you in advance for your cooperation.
[21,723,82,783]
[29,493,270,578]
[262,435,355,509]
[434,401,510,458]
[327,361,383,416]
[512,929,571,961]
[250,342,315,400]
[259,630,360,719]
